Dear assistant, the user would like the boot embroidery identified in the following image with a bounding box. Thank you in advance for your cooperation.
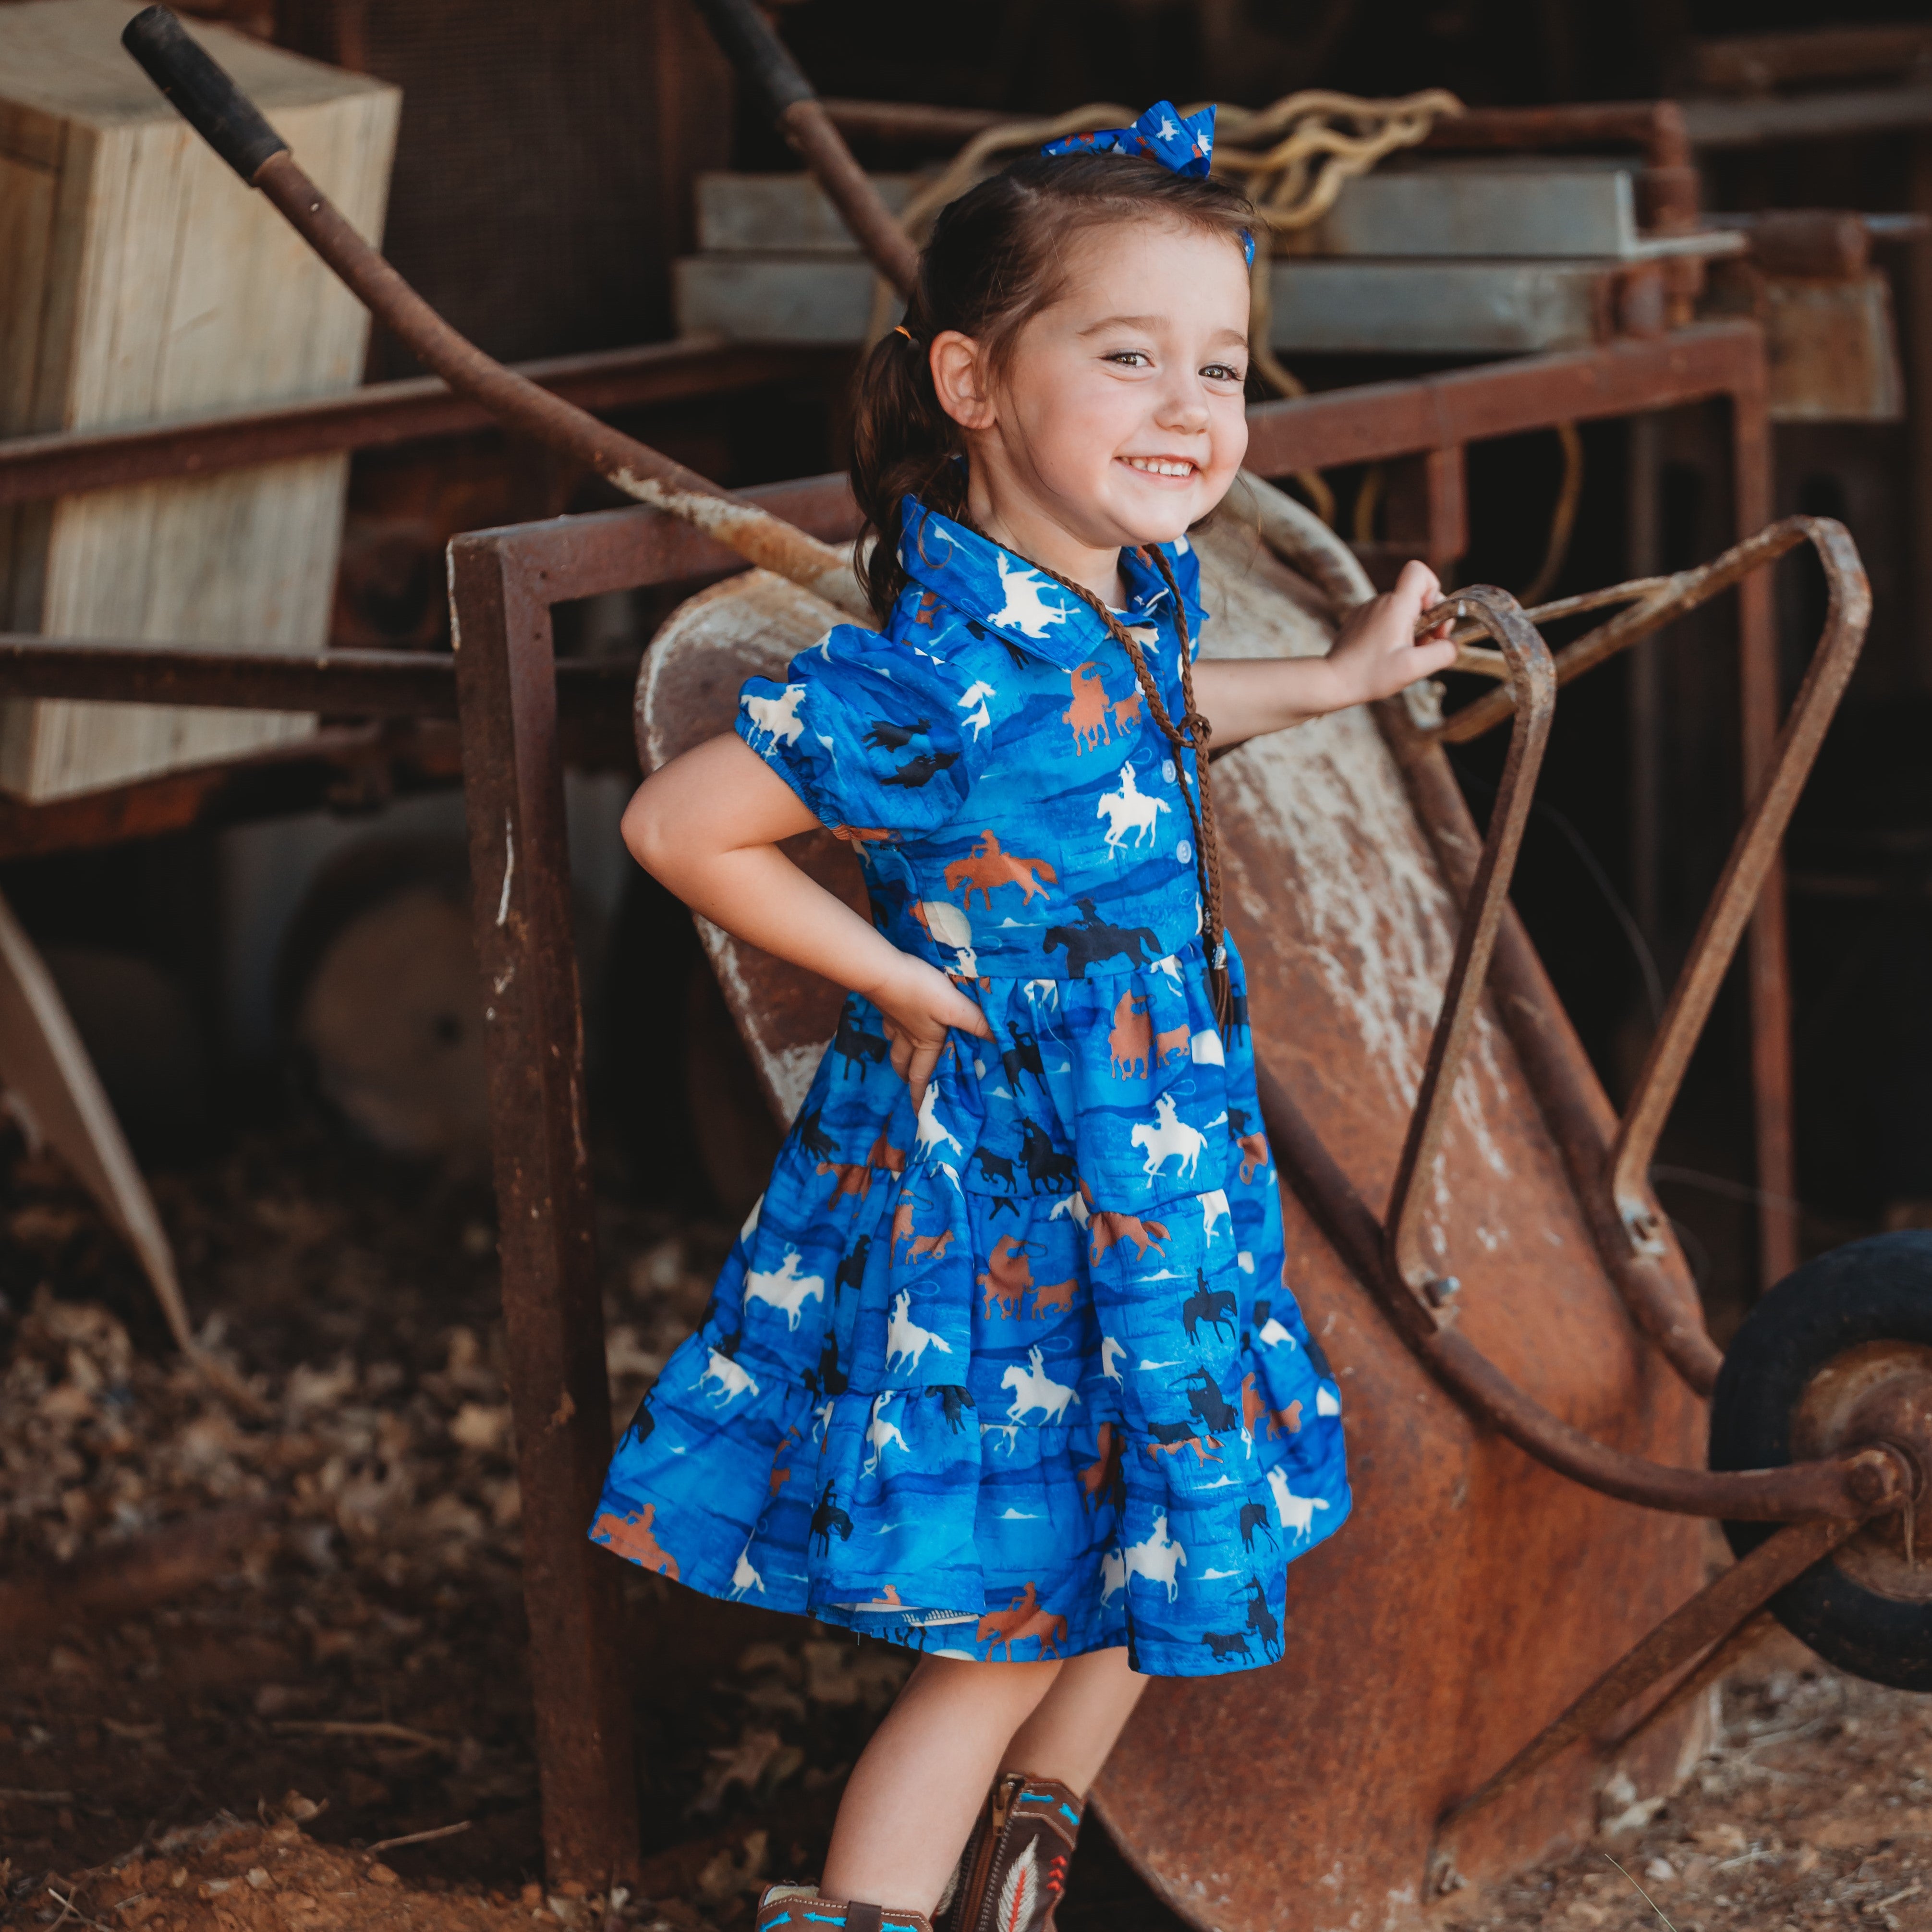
[993,1839,1038,1932]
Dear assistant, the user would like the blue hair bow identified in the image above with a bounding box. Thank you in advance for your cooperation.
[1041,101,1255,265]
[1042,99,1215,176]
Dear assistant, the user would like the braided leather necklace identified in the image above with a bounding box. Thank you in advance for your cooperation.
[1031,545,1233,1032]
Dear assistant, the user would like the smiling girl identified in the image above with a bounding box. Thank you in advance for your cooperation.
[593,104,1457,1932]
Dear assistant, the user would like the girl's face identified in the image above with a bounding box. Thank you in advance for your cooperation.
[932,218,1252,564]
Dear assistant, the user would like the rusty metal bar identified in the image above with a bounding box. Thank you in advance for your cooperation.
[1434,1518,1859,1839]
[448,533,640,1888]
[1434,520,1822,745]
[1422,99,1693,174]
[780,99,922,292]
[1380,724,1724,1396]
[1241,322,1764,476]
[122,6,861,615]
[0,635,621,718]
[1731,361,1799,1289]
[0,722,461,864]
[0,340,835,509]
[1257,1059,1909,1519]
[1610,521,1871,1255]
[689,0,924,298]
[244,152,860,612]
[1691,22,1932,93]
[820,95,1695,173]
[1407,513,1868,1305]
[1384,589,1555,1311]
[1602,1610,1773,1757]
[823,96,1007,145]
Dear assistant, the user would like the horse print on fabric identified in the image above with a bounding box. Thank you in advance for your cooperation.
[592,498,1349,1678]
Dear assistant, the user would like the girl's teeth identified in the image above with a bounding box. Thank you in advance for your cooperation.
[1128,458,1194,477]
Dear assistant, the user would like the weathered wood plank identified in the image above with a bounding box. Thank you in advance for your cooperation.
[692,163,1738,264]
[674,254,1637,354]
[696,169,917,254]
[1306,161,1642,259]
[0,0,399,802]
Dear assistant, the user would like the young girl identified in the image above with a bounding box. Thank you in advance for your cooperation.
[595,102,1456,1932]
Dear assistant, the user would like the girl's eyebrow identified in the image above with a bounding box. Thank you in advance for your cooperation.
[1075,314,1249,348]
[1075,314,1162,336]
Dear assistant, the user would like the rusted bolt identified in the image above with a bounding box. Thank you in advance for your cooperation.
[1845,1449,1906,1508]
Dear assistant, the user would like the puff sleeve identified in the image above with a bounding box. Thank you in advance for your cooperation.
[735,625,978,838]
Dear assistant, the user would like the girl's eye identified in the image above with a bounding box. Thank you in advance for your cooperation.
[1105,351,1153,368]
[1202,362,1245,384]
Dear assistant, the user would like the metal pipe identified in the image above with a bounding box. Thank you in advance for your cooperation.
[1609,520,1872,1247]
[1379,724,1725,1396]
[686,0,921,298]
[1384,589,1555,1310]
[120,7,865,618]
[0,636,631,720]
[1435,518,1820,745]
[0,340,829,509]
[1434,1517,1859,1841]
[1257,1061,1910,1522]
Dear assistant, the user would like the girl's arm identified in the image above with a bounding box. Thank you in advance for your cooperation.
[623,733,990,1104]
[1193,559,1459,748]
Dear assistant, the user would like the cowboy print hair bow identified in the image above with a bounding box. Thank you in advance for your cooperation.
[1041,102,1255,264]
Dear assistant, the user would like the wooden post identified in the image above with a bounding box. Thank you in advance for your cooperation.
[449,532,640,1887]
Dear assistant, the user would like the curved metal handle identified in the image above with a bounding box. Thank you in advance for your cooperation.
[1608,518,1871,1245]
[688,0,815,114]
[122,7,287,182]
[118,10,863,616]
[1383,585,1555,1313]
[685,0,920,296]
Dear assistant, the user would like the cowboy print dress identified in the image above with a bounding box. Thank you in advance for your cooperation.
[593,501,1350,1676]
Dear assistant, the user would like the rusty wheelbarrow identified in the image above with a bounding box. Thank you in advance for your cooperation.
[121,9,1931,1927]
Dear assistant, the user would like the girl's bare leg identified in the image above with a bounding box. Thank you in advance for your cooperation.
[999,1646,1148,1791]
[820,1655,1061,1911]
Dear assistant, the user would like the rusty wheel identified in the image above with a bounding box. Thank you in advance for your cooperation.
[1711,1231,1932,1690]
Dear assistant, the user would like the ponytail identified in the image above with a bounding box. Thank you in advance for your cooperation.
[849,321,971,623]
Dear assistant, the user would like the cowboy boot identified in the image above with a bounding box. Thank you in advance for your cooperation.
[755,1887,934,1932]
[934,1772,1086,1932]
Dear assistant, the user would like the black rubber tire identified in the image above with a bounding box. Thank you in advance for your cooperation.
[1710,1229,1932,1691]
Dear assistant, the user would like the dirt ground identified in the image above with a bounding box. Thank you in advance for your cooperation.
[2,1128,1929,1932]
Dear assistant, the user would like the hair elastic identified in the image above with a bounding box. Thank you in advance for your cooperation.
[893,326,914,341]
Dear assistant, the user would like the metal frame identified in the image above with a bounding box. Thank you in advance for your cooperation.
[0,322,1858,1884]
[0,338,840,508]
[431,321,1856,1881]
[70,26,1912,1890]
[1243,320,1797,1287]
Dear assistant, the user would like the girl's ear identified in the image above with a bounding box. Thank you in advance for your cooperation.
[930,331,996,433]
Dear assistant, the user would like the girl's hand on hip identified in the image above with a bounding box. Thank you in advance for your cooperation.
[864,952,992,1109]
[1324,559,1460,706]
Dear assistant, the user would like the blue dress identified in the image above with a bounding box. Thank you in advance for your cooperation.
[592,502,1350,1676]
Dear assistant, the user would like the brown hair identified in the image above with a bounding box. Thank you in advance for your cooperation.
[849,151,1257,622]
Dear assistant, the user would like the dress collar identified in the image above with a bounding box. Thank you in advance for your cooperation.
[895,497,1201,670]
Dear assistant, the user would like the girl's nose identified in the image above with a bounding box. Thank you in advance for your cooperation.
[1155,381,1212,436]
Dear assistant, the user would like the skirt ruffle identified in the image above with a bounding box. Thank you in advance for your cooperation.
[593,946,1351,1677]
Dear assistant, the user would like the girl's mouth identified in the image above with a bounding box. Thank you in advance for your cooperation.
[1121,456,1199,480]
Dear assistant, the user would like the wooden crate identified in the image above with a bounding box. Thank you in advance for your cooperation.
[0,0,399,802]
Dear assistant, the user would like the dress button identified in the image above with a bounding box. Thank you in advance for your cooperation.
[1176,838,1193,864]
[1161,759,1177,783]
